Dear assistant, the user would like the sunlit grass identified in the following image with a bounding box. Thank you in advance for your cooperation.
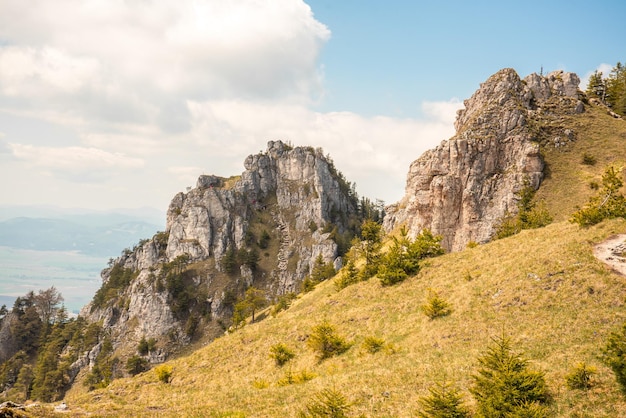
[60,218,626,417]
[53,101,626,417]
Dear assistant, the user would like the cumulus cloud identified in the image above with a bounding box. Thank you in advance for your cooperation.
[0,0,329,125]
[185,99,460,202]
[0,0,460,209]
[580,63,614,90]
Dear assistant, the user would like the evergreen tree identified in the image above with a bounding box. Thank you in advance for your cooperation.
[220,246,238,274]
[310,254,336,282]
[586,70,606,101]
[334,258,360,290]
[418,382,470,418]
[378,227,444,286]
[359,219,382,279]
[606,62,626,116]
[571,166,626,226]
[470,335,549,417]
[603,322,626,392]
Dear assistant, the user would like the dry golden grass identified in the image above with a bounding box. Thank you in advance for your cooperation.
[50,102,626,417]
[536,102,626,221]
[59,217,626,417]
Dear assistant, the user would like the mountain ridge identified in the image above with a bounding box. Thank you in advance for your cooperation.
[1,67,626,415]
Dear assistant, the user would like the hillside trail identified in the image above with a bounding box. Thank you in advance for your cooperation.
[593,234,626,276]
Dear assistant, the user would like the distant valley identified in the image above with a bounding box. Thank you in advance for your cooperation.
[0,206,164,313]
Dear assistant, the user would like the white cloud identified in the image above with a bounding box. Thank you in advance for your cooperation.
[168,166,207,186]
[186,99,460,203]
[9,144,144,181]
[0,46,100,97]
[0,1,460,210]
[580,63,614,91]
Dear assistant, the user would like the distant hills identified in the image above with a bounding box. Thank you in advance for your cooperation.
[0,206,164,257]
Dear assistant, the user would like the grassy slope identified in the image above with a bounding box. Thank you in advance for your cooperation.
[536,103,626,220]
[54,103,626,417]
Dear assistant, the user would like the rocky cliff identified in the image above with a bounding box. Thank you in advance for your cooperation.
[384,68,583,251]
[80,141,359,364]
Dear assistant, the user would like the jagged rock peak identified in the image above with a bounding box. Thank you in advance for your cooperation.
[81,140,359,369]
[384,68,582,251]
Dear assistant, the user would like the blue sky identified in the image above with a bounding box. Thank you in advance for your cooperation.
[0,0,624,213]
[308,0,626,116]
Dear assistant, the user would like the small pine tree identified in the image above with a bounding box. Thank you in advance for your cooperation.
[334,259,360,290]
[125,355,148,376]
[470,334,549,418]
[378,227,444,286]
[496,180,552,239]
[311,254,336,282]
[270,343,296,367]
[299,388,352,418]
[220,246,238,274]
[362,336,386,354]
[359,219,383,279]
[307,321,351,361]
[271,293,297,317]
[418,382,470,418]
[603,322,626,392]
[421,291,452,320]
[571,166,626,226]
[586,69,607,101]
[565,362,596,390]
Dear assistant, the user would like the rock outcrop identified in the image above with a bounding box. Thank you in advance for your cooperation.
[384,69,582,251]
[80,141,359,363]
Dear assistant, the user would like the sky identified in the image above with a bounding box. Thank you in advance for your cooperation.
[0,0,624,216]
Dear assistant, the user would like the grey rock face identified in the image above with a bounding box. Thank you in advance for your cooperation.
[81,140,358,364]
[384,68,581,251]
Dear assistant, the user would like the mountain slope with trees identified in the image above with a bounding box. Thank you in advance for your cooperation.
[1,66,625,416]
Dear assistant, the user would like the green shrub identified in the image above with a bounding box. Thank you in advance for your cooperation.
[572,166,626,226]
[138,336,157,355]
[603,322,626,392]
[421,291,452,320]
[125,355,148,376]
[582,153,597,165]
[270,343,295,367]
[362,336,386,354]
[379,227,444,286]
[154,364,172,383]
[298,388,352,418]
[496,180,552,239]
[466,241,479,249]
[307,321,351,361]
[271,293,297,317]
[258,230,271,249]
[418,382,470,418]
[565,362,596,390]
[470,335,549,417]
[310,254,336,282]
[302,277,317,293]
[277,369,316,386]
[334,259,360,290]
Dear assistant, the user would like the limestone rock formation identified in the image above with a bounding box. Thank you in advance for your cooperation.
[80,141,359,364]
[384,68,582,251]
